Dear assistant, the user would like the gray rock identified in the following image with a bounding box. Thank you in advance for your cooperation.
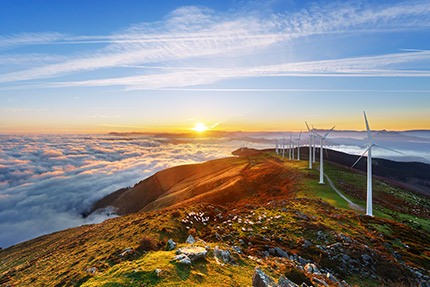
[155,268,162,277]
[278,275,299,287]
[274,247,289,258]
[298,256,307,265]
[120,248,133,257]
[263,251,270,257]
[214,246,236,264]
[252,267,277,287]
[232,246,242,254]
[327,272,343,287]
[185,234,196,244]
[312,277,328,286]
[167,239,177,251]
[340,253,350,262]
[304,263,313,273]
[361,254,372,262]
[176,246,207,261]
[86,267,97,274]
[239,239,246,245]
[173,254,191,265]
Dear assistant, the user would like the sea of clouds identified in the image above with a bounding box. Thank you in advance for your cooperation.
[0,133,429,248]
[0,134,262,248]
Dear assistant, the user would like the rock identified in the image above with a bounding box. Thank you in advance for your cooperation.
[232,246,242,254]
[304,263,313,273]
[167,239,177,251]
[155,268,162,277]
[185,234,196,244]
[120,247,133,257]
[263,251,270,257]
[327,273,343,286]
[298,256,307,265]
[173,254,191,265]
[278,275,299,287]
[176,246,207,261]
[252,267,277,287]
[86,267,97,274]
[312,277,328,286]
[239,239,246,245]
[361,254,372,262]
[340,253,350,262]
[214,246,236,264]
[274,247,289,258]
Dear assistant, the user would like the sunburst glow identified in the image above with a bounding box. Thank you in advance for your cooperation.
[191,123,209,132]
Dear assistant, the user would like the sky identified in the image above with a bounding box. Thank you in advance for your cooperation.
[1,0,430,133]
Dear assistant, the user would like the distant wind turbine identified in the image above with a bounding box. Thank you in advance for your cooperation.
[312,124,316,163]
[305,122,313,169]
[275,139,279,155]
[314,126,335,184]
[351,111,402,216]
[282,138,285,158]
[289,135,292,160]
[296,130,302,160]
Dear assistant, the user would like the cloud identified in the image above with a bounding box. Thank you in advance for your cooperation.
[1,1,430,87]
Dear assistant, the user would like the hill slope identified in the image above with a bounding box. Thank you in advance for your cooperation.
[1,149,429,287]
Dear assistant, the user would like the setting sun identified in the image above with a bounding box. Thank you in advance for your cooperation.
[191,123,209,132]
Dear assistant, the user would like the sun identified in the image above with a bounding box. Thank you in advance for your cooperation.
[191,123,209,133]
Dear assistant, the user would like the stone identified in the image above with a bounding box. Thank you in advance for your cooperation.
[361,254,372,262]
[185,234,196,244]
[120,248,133,257]
[176,246,207,261]
[86,267,97,274]
[304,263,313,273]
[340,253,350,262]
[232,246,242,254]
[274,247,289,258]
[252,267,277,287]
[173,254,191,265]
[167,239,177,251]
[298,256,307,265]
[214,246,236,264]
[312,277,328,286]
[278,275,299,287]
[327,272,343,287]
[155,268,162,277]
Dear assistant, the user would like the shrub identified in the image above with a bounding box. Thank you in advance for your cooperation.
[137,236,158,252]
[171,210,181,218]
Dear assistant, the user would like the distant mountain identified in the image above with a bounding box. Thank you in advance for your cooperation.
[371,130,429,142]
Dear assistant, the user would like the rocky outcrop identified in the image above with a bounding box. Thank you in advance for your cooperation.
[252,267,277,287]
[175,246,207,261]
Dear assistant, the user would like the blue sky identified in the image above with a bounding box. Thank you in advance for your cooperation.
[0,0,430,133]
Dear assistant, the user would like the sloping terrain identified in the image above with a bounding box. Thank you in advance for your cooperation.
[1,149,429,287]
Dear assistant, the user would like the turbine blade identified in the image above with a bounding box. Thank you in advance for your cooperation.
[373,144,405,155]
[323,126,335,139]
[305,121,311,132]
[313,130,323,138]
[351,147,370,168]
[364,111,373,142]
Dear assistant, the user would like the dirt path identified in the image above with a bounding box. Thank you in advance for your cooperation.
[322,171,365,213]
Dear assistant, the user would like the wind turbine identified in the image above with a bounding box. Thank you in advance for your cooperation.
[351,111,402,216]
[289,135,292,160]
[305,122,313,169]
[282,138,285,157]
[312,125,316,163]
[296,131,302,160]
[275,139,279,155]
[291,134,295,160]
[314,126,335,184]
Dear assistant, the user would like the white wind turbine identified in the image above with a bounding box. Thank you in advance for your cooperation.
[291,134,295,160]
[351,111,402,216]
[305,122,313,169]
[282,138,285,157]
[296,130,302,160]
[289,135,292,160]
[275,138,279,155]
[312,124,316,163]
[314,126,335,184]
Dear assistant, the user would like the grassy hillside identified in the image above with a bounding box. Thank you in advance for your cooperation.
[1,150,429,286]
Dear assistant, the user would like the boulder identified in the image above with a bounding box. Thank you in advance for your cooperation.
[120,247,133,257]
[155,268,162,277]
[274,247,289,258]
[167,239,177,251]
[173,254,191,265]
[86,267,97,274]
[176,246,207,261]
[214,246,236,264]
[185,234,196,244]
[252,267,277,287]
[278,275,299,287]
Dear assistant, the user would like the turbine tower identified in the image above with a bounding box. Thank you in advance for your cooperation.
[314,126,335,184]
[351,111,402,216]
[282,138,285,158]
[296,130,302,160]
[312,124,316,163]
[305,122,313,169]
[275,139,279,155]
[289,135,292,160]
